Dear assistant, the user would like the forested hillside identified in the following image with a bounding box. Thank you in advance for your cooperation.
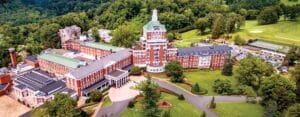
[0,0,299,67]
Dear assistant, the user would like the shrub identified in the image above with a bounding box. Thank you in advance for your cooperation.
[162,109,171,117]
[178,94,185,100]
[213,79,233,95]
[191,83,200,93]
[233,35,246,45]
[209,97,216,109]
[130,66,142,75]
[89,90,102,102]
[128,100,135,108]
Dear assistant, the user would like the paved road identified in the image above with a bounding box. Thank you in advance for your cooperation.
[95,98,132,117]
[95,78,250,117]
[152,78,248,117]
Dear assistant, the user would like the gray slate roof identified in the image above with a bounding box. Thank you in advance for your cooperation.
[68,49,132,80]
[14,70,66,96]
[248,41,290,53]
[0,83,8,91]
[107,69,126,77]
[178,45,232,56]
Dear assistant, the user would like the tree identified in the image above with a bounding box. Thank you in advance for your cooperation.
[257,6,282,25]
[293,62,300,101]
[178,94,185,100]
[235,55,274,89]
[282,5,300,20]
[233,35,246,45]
[162,109,171,117]
[222,58,234,76]
[167,32,175,42]
[211,14,224,39]
[264,101,279,117]
[238,85,257,97]
[130,66,142,75]
[165,61,184,82]
[89,90,102,102]
[209,96,216,109]
[128,100,135,108]
[91,27,100,42]
[283,45,299,66]
[192,83,200,93]
[32,93,84,117]
[285,103,300,117]
[195,17,209,35]
[201,112,206,117]
[111,25,137,48]
[135,75,160,117]
[213,79,233,95]
[260,75,296,112]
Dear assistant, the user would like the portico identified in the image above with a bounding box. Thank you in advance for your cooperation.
[105,69,129,88]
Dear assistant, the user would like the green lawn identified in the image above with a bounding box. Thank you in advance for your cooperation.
[101,96,112,107]
[281,0,300,5]
[173,29,210,48]
[233,19,300,46]
[175,18,300,47]
[212,102,264,117]
[183,70,238,95]
[122,93,202,117]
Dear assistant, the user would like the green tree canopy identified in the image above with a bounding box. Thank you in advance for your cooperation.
[259,75,296,112]
[236,55,274,89]
[130,66,142,75]
[135,75,160,117]
[89,90,102,102]
[213,79,233,95]
[222,58,234,76]
[111,24,138,48]
[32,93,84,117]
[285,103,300,117]
[165,61,184,82]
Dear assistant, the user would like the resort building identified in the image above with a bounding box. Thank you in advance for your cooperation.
[248,41,288,67]
[65,49,132,96]
[177,45,232,69]
[132,9,177,73]
[105,69,129,88]
[133,9,232,72]
[38,52,85,76]
[13,70,76,107]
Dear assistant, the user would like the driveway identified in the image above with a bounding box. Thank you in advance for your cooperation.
[95,76,250,117]
[95,76,145,117]
[152,78,249,117]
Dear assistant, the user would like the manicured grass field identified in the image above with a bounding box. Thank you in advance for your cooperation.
[121,93,202,117]
[281,0,300,5]
[101,96,112,107]
[183,70,238,95]
[173,29,210,48]
[234,19,300,46]
[175,17,300,47]
[212,102,264,117]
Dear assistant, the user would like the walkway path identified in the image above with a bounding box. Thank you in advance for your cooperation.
[95,76,251,117]
[152,78,249,117]
[95,77,145,117]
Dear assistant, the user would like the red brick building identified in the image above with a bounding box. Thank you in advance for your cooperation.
[0,72,12,96]
[38,53,83,76]
[65,49,132,96]
[133,9,232,72]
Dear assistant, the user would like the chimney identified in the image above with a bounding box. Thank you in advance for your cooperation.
[8,48,17,67]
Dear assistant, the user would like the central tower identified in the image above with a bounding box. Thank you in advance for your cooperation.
[132,9,177,73]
